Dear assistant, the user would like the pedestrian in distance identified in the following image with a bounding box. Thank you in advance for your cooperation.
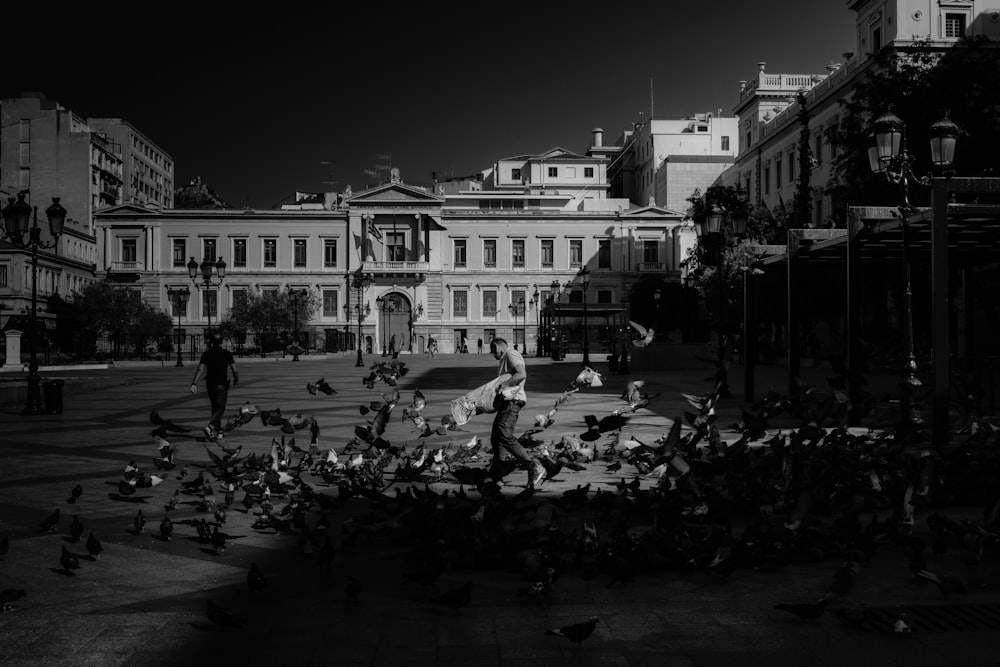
[427,336,438,359]
[488,337,544,489]
[462,336,469,353]
[190,333,239,442]
[477,337,483,354]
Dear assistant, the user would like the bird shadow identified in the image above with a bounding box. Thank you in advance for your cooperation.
[108,493,150,503]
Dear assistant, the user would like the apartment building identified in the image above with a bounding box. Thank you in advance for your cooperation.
[86,118,175,210]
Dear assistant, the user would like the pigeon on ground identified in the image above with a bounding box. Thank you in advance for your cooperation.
[60,544,80,575]
[69,515,84,543]
[133,509,147,534]
[211,526,226,555]
[206,599,247,628]
[85,532,103,561]
[773,599,828,621]
[39,509,60,533]
[429,581,472,611]
[247,562,267,593]
[546,616,599,645]
[159,515,173,541]
[67,484,83,504]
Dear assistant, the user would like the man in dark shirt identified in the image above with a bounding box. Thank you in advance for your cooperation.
[190,333,239,442]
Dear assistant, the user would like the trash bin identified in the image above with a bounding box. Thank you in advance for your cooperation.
[43,379,65,414]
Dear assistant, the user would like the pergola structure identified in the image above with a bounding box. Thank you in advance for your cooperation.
[540,302,630,359]
[745,177,1000,446]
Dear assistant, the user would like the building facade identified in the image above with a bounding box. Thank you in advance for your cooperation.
[86,118,175,210]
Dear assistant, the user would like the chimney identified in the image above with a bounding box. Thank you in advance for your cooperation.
[757,61,766,72]
[592,127,604,148]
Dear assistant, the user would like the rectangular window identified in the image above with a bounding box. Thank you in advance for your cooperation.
[322,290,338,317]
[263,239,277,268]
[231,288,248,309]
[324,239,337,267]
[540,239,554,268]
[569,239,583,267]
[172,239,186,267]
[453,290,468,317]
[483,239,497,268]
[293,239,307,267]
[453,239,467,267]
[386,232,404,261]
[547,167,557,177]
[814,134,823,164]
[828,125,839,159]
[121,239,137,262]
[202,238,217,262]
[170,293,187,319]
[232,239,247,268]
[745,131,752,149]
[945,13,966,38]
[775,156,782,188]
[202,290,217,319]
[483,290,497,317]
[598,239,611,268]
[511,168,521,180]
[721,136,730,151]
[568,289,583,304]
[512,239,525,268]
[584,167,594,178]
[642,240,658,263]
[788,151,795,181]
[597,289,613,304]
[815,198,824,227]
[764,165,771,194]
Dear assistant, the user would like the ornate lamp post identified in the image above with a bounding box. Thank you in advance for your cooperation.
[508,298,524,351]
[1,192,66,415]
[694,202,726,362]
[187,255,226,340]
[167,287,190,367]
[531,289,541,357]
[376,295,390,357]
[288,288,304,361]
[577,266,591,366]
[351,270,374,367]
[550,279,562,360]
[868,110,960,432]
[620,296,631,374]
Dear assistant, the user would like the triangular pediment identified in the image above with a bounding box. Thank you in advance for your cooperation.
[624,205,686,219]
[347,182,443,205]
[94,203,162,217]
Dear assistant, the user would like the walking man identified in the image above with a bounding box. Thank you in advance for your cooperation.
[489,337,544,489]
[190,333,239,442]
[477,337,483,354]
[427,336,437,359]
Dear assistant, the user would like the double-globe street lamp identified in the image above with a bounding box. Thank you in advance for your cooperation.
[508,297,524,351]
[867,110,960,431]
[1,191,66,415]
[531,289,541,357]
[167,287,190,367]
[351,270,374,367]
[376,295,393,357]
[187,256,226,343]
[550,279,562,360]
[577,266,591,366]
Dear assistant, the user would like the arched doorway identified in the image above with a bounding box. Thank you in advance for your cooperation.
[377,292,413,353]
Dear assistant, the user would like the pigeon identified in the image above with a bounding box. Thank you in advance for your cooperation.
[773,599,828,621]
[60,544,80,575]
[133,509,147,534]
[85,532,103,561]
[210,526,226,555]
[429,581,472,611]
[344,576,362,602]
[247,562,267,593]
[69,515,84,543]
[629,321,655,348]
[307,378,337,396]
[67,484,83,504]
[159,515,173,541]
[916,569,968,595]
[206,599,247,628]
[39,509,60,533]
[546,616,599,645]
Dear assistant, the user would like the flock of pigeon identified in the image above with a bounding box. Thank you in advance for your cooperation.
[2,354,1000,648]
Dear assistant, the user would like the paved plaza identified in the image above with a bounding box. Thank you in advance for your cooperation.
[0,350,998,666]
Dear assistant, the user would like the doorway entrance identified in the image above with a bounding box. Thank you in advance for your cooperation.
[377,293,413,354]
[454,328,468,353]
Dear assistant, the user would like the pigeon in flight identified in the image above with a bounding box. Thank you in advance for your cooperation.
[629,321,656,348]
[307,378,337,396]
[546,616,599,645]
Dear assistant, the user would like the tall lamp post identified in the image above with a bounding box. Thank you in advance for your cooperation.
[376,295,390,357]
[508,298,524,351]
[620,296,631,374]
[531,289,541,357]
[577,266,591,366]
[187,256,226,341]
[289,289,304,361]
[868,110,960,432]
[167,287,190,367]
[550,279,562,360]
[1,192,66,415]
[351,270,374,366]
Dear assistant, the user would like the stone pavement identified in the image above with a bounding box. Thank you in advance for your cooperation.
[0,350,997,666]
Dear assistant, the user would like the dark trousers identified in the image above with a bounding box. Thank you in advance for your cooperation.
[207,382,229,429]
[490,397,532,475]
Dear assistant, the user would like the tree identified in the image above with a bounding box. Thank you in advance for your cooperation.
[67,282,171,358]
[831,37,1000,211]
[223,287,319,356]
[793,89,815,228]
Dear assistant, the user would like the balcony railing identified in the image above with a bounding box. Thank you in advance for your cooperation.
[362,260,430,273]
[636,262,665,272]
[111,261,143,271]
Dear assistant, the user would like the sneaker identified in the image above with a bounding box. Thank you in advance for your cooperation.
[203,425,216,442]
[529,460,546,489]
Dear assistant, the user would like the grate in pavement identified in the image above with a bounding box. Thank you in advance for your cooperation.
[860,603,1000,633]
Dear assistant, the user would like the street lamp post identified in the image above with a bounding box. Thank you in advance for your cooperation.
[868,110,960,432]
[1,192,66,415]
[550,279,561,360]
[508,298,524,351]
[620,296,631,374]
[376,295,388,357]
[187,255,226,342]
[531,289,541,357]
[289,289,304,361]
[167,287,191,367]
[577,266,591,366]
[352,270,374,367]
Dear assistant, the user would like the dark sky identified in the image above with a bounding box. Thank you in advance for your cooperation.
[5,4,856,209]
